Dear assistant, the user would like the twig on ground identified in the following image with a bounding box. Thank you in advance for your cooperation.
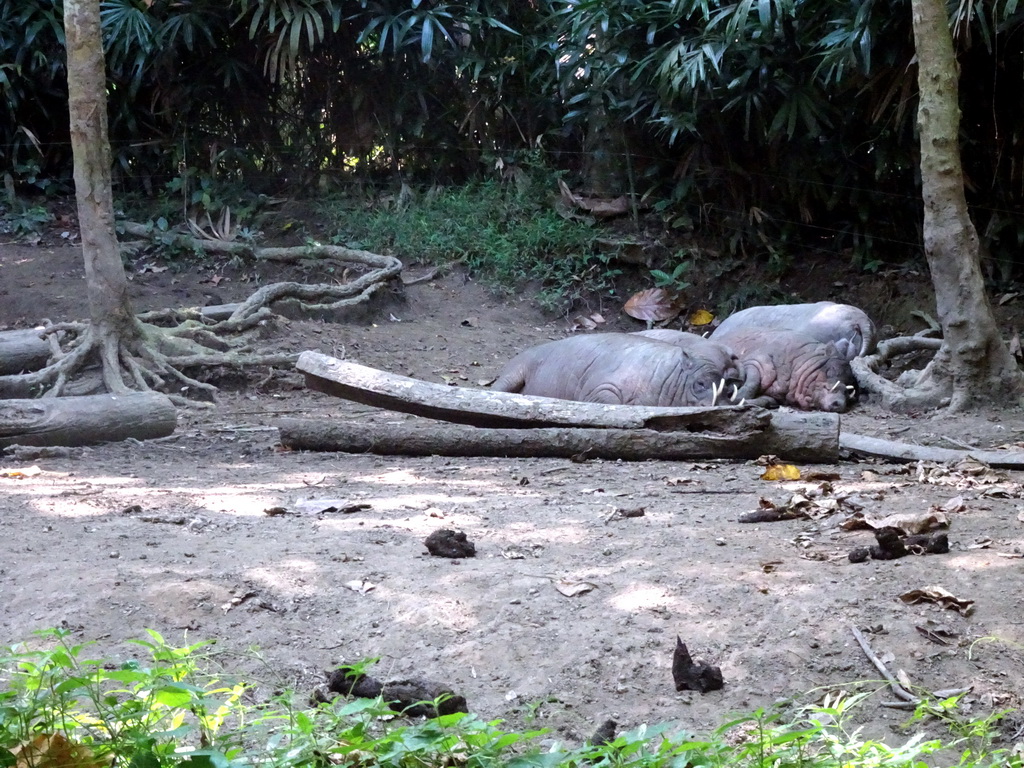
[849,624,919,704]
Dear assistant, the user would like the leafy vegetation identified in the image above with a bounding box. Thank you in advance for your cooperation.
[322,174,619,313]
[1,629,1021,768]
[6,0,1024,297]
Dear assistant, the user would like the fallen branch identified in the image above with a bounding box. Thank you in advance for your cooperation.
[840,432,1024,468]
[121,221,403,332]
[849,624,919,705]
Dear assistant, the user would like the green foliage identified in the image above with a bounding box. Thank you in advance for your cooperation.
[6,0,1024,277]
[0,203,53,239]
[324,174,616,312]
[2,631,1022,768]
[650,257,692,294]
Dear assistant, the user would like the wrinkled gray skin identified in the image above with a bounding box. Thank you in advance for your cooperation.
[492,332,745,407]
[709,327,856,412]
[712,301,877,361]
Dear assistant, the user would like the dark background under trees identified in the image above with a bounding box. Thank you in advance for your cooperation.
[4,0,1024,292]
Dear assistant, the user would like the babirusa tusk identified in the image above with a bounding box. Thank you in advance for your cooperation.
[829,381,841,392]
[730,384,739,402]
[846,385,855,392]
[711,378,725,406]
[738,398,746,407]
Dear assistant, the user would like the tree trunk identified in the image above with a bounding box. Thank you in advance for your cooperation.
[908,0,1023,410]
[65,0,141,392]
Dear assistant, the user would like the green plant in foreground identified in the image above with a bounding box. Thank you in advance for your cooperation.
[1,630,1021,768]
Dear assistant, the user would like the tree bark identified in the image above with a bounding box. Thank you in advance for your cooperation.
[65,0,142,392]
[0,393,176,448]
[908,0,1023,410]
[278,415,839,462]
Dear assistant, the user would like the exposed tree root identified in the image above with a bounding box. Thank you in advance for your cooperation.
[853,333,1024,412]
[0,222,403,400]
[121,220,403,332]
[851,335,946,410]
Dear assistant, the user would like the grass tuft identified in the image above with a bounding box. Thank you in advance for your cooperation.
[321,178,621,314]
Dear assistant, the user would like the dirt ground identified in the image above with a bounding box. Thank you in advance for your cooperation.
[1,239,1024,751]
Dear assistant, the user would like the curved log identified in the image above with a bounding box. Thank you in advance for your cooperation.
[297,351,772,434]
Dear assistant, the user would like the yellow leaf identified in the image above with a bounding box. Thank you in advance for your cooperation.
[689,309,714,326]
[0,465,41,479]
[760,464,801,481]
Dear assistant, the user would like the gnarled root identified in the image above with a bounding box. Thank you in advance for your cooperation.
[0,223,403,401]
[122,221,403,333]
[0,317,295,404]
[851,335,946,410]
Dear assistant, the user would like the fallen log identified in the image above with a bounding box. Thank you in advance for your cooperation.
[297,351,772,434]
[840,432,1024,468]
[0,328,51,375]
[0,392,176,448]
[278,412,840,462]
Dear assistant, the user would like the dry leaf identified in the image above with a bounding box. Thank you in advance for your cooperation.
[553,579,597,597]
[760,464,801,481]
[896,669,913,689]
[760,561,782,573]
[804,471,841,482]
[13,733,106,768]
[940,495,967,512]
[689,309,714,326]
[570,315,598,331]
[344,579,376,594]
[998,292,1019,305]
[899,585,974,615]
[624,288,680,323]
[848,510,949,535]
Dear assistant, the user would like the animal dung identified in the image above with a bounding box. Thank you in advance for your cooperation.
[425,528,476,558]
[327,668,468,717]
[672,637,724,693]
[849,527,949,562]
